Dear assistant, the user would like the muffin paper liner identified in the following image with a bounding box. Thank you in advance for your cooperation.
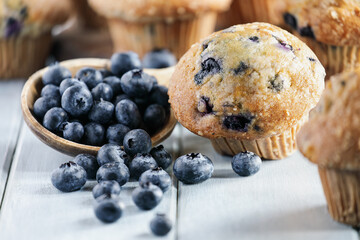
[106,12,218,58]
[210,116,307,160]
[0,32,51,79]
[318,167,360,227]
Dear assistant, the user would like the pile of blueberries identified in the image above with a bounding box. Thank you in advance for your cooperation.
[33,49,176,146]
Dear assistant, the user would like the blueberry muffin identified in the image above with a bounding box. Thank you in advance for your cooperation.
[88,0,232,58]
[283,0,360,78]
[169,23,325,159]
[297,70,360,227]
[0,0,71,79]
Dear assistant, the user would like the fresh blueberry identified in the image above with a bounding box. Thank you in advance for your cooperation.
[33,96,60,120]
[75,67,103,89]
[115,99,141,129]
[51,161,87,192]
[99,69,114,78]
[150,145,172,170]
[73,153,99,179]
[97,143,130,166]
[139,167,171,192]
[42,65,71,86]
[132,96,150,113]
[123,129,152,157]
[88,100,114,124]
[110,51,142,77]
[62,121,84,143]
[132,182,163,210]
[92,180,121,199]
[94,193,117,202]
[113,94,130,106]
[106,124,131,145]
[94,198,124,223]
[104,76,122,95]
[149,85,170,108]
[283,13,297,30]
[83,122,105,146]
[173,153,214,184]
[223,113,255,132]
[96,162,130,186]
[61,85,93,117]
[59,78,88,96]
[142,49,177,69]
[43,107,68,132]
[120,69,154,98]
[194,58,221,85]
[129,153,158,180]
[232,151,261,176]
[150,213,172,236]
[143,104,166,134]
[41,84,60,99]
[91,83,113,101]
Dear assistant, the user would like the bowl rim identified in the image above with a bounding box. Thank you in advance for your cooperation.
[21,58,177,156]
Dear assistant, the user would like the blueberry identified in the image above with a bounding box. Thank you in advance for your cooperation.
[232,151,261,176]
[283,13,297,30]
[173,153,214,184]
[96,162,130,186]
[150,213,172,236]
[92,180,121,199]
[97,143,130,166]
[33,96,60,119]
[75,67,103,89]
[51,161,87,192]
[123,129,152,157]
[41,84,60,99]
[104,76,122,95]
[99,69,114,78]
[132,96,150,113]
[149,85,170,108]
[110,51,142,77]
[91,83,113,101]
[94,198,124,223]
[234,62,249,75]
[115,99,141,129]
[88,100,114,124]
[120,69,154,98]
[61,85,93,117]
[5,17,22,38]
[129,153,158,180]
[197,96,213,114]
[43,107,68,132]
[139,167,171,192]
[249,36,259,43]
[150,145,172,170]
[142,49,177,69]
[62,121,84,143]
[223,113,255,132]
[42,65,71,86]
[269,74,284,92]
[73,153,99,179]
[132,182,163,210]
[194,58,221,85]
[83,122,105,146]
[143,104,166,134]
[113,94,130,106]
[299,26,315,39]
[106,124,131,145]
[59,78,88,96]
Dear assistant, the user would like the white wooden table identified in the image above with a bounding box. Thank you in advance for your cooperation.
[0,80,359,240]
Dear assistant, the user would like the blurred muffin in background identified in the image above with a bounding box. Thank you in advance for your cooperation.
[71,0,106,29]
[283,0,360,78]
[0,0,71,79]
[88,0,232,58]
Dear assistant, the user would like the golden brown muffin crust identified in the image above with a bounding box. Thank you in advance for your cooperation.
[297,70,360,171]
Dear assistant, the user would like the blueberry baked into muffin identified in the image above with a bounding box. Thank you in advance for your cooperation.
[169,22,325,159]
[0,0,71,79]
[283,0,360,78]
[297,70,360,227]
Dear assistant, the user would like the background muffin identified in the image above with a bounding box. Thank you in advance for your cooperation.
[0,0,71,79]
[88,0,232,58]
[169,23,325,159]
[283,0,360,78]
[297,70,360,227]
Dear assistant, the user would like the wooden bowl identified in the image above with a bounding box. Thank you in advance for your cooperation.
[21,58,176,156]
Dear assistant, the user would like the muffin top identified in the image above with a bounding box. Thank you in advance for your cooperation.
[0,0,71,38]
[284,0,360,46]
[169,23,325,140]
[88,0,232,22]
[297,70,360,171]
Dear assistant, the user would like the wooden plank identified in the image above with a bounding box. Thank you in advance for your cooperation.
[176,128,359,240]
[0,80,24,205]
[0,124,182,240]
